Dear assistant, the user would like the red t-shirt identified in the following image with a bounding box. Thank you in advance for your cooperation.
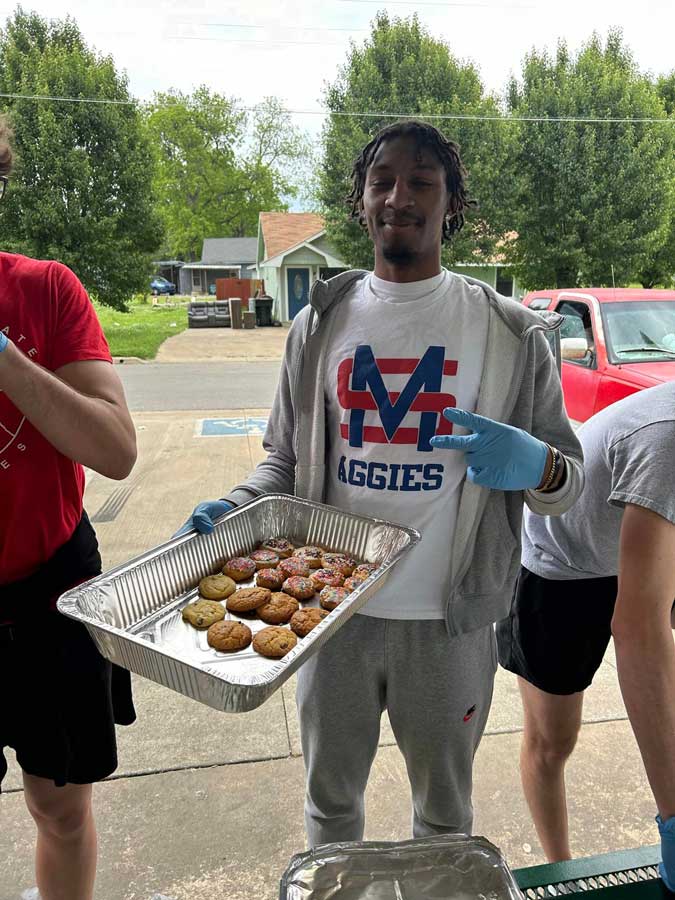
[0,252,112,585]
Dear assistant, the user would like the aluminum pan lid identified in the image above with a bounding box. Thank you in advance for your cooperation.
[279,834,523,900]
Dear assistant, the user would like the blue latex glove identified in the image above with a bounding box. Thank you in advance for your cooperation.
[0,332,8,352]
[174,500,233,537]
[657,814,675,891]
[429,407,549,491]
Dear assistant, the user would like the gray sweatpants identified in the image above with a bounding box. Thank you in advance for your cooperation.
[296,615,497,847]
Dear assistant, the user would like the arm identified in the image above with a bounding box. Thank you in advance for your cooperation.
[0,341,136,480]
[524,329,584,516]
[223,310,309,507]
[612,503,675,820]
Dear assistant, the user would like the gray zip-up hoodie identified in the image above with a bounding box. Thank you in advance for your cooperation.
[225,270,584,635]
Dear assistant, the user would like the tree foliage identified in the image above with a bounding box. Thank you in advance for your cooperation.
[0,8,162,309]
[507,31,675,289]
[320,13,516,270]
[146,91,311,260]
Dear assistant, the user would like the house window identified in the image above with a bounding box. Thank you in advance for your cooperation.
[496,267,514,297]
[192,269,202,290]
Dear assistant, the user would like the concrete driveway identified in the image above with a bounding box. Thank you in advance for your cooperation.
[0,334,659,900]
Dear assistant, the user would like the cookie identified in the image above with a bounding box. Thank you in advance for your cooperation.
[353,563,379,579]
[198,574,236,601]
[319,585,351,611]
[257,592,299,625]
[226,586,272,613]
[344,575,366,592]
[222,557,256,582]
[250,549,280,570]
[293,546,324,569]
[282,575,316,601]
[256,568,286,590]
[310,568,345,590]
[278,557,310,579]
[290,607,329,638]
[261,537,295,558]
[321,553,356,576]
[207,620,252,652]
[253,626,298,659]
[182,599,226,629]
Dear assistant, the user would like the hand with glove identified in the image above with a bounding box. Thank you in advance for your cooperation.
[174,499,234,537]
[429,407,551,492]
[657,815,675,892]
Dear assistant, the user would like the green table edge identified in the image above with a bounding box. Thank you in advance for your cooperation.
[514,845,662,890]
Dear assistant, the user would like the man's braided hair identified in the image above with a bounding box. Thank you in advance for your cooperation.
[347,119,476,241]
[0,114,13,177]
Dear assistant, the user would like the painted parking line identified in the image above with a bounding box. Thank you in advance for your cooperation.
[195,417,269,437]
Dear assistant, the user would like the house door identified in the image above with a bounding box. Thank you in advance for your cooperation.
[287,268,310,319]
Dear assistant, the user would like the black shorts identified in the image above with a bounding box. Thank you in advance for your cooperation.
[0,514,135,789]
[496,565,618,695]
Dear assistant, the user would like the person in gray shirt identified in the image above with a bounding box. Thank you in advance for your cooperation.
[497,381,675,890]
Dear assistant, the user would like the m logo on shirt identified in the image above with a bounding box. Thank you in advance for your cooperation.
[337,345,457,452]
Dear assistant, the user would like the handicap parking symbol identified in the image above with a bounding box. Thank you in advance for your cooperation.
[197,417,269,437]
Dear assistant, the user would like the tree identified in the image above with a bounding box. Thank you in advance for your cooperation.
[146,91,311,260]
[320,13,516,270]
[507,31,675,289]
[0,9,162,309]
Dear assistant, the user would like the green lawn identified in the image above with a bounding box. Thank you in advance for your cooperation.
[95,301,189,359]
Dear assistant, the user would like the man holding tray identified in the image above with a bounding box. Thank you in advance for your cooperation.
[497,382,675,890]
[183,120,583,846]
[0,118,137,900]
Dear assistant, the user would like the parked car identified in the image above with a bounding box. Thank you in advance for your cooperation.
[523,288,675,424]
[150,276,177,296]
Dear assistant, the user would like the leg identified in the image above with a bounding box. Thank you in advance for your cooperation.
[518,677,584,862]
[386,621,497,838]
[23,773,97,900]
[297,615,386,846]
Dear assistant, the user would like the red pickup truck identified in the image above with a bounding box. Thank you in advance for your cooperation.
[522,288,675,424]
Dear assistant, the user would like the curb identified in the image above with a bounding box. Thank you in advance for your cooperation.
[113,357,145,365]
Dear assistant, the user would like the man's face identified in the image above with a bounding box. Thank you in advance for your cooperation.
[361,135,452,268]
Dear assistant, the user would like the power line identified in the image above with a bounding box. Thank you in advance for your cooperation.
[171,22,369,32]
[0,91,672,125]
[0,91,133,105]
[166,35,347,46]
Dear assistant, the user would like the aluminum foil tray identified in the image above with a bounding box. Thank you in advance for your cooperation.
[57,494,419,713]
[279,834,524,900]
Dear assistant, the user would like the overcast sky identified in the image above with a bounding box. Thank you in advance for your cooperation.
[4,0,673,138]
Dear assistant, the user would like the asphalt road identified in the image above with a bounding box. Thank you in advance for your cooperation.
[116,361,281,411]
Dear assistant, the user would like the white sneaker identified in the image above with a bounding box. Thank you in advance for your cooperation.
[20,889,40,900]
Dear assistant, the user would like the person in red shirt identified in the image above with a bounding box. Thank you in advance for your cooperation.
[0,119,137,900]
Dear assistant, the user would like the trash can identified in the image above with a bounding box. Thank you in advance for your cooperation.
[242,310,256,329]
[255,294,274,327]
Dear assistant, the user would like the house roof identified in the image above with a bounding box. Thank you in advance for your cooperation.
[201,237,258,265]
[259,212,325,260]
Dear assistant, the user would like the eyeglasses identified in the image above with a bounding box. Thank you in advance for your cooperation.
[0,176,7,201]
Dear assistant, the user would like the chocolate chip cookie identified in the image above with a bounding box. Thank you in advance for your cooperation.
[182,599,226,629]
[290,607,329,638]
[206,620,252,652]
[252,626,298,659]
[226,586,272,614]
[198,574,237,601]
[257,592,299,625]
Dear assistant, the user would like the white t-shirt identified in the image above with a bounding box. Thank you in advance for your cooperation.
[324,269,488,618]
